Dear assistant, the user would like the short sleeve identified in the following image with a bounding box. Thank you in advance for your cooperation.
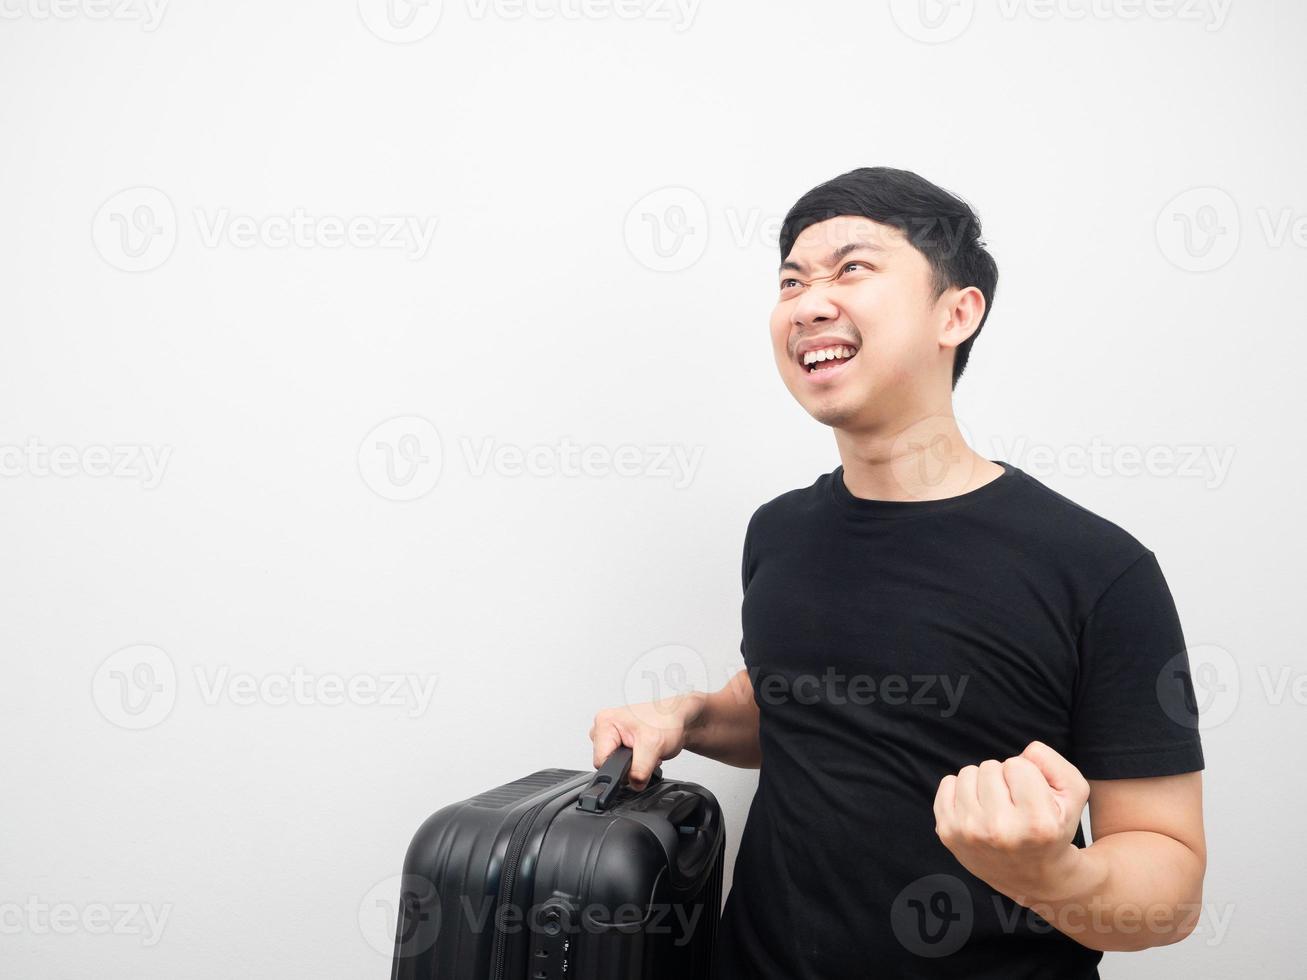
[739,513,757,659]
[1070,550,1206,780]
[741,516,757,593]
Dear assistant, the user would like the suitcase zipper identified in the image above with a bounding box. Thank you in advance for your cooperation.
[489,796,551,980]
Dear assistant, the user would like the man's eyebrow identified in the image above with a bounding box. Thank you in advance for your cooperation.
[779,241,884,275]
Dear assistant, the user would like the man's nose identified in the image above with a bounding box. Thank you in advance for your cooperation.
[791,284,840,328]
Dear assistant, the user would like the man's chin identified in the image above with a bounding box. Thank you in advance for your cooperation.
[804,397,862,430]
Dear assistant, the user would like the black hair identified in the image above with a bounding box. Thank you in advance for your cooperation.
[778,166,998,389]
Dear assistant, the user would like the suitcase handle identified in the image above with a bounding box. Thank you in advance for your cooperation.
[665,790,720,883]
[577,746,662,812]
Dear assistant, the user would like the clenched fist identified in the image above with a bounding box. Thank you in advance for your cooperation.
[933,740,1091,903]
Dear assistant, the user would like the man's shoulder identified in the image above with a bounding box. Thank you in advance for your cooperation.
[1000,464,1153,576]
[744,471,835,530]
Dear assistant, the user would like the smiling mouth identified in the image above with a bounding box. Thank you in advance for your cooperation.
[801,344,859,373]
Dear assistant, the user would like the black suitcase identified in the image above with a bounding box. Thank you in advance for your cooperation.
[390,747,726,980]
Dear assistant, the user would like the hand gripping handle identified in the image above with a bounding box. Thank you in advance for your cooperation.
[577,746,662,813]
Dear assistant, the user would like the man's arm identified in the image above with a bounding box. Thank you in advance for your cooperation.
[934,742,1206,953]
[1023,771,1206,952]
[684,668,763,768]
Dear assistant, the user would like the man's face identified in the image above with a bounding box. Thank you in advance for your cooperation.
[770,215,952,431]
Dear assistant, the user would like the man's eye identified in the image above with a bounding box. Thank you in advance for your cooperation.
[839,261,867,275]
[780,278,801,290]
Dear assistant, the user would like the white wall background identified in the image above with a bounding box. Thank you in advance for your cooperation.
[1,1,1302,976]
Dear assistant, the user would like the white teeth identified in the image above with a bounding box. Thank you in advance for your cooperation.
[802,345,857,367]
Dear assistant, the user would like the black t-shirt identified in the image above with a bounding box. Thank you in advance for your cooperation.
[712,460,1205,980]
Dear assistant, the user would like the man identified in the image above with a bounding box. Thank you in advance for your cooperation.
[589,167,1206,978]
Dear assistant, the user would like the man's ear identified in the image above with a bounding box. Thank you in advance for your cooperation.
[939,286,986,351]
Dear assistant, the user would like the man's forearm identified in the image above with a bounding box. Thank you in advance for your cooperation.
[683,669,762,769]
[1003,831,1205,952]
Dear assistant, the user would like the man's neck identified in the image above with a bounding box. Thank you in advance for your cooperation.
[833,416,1003,503]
